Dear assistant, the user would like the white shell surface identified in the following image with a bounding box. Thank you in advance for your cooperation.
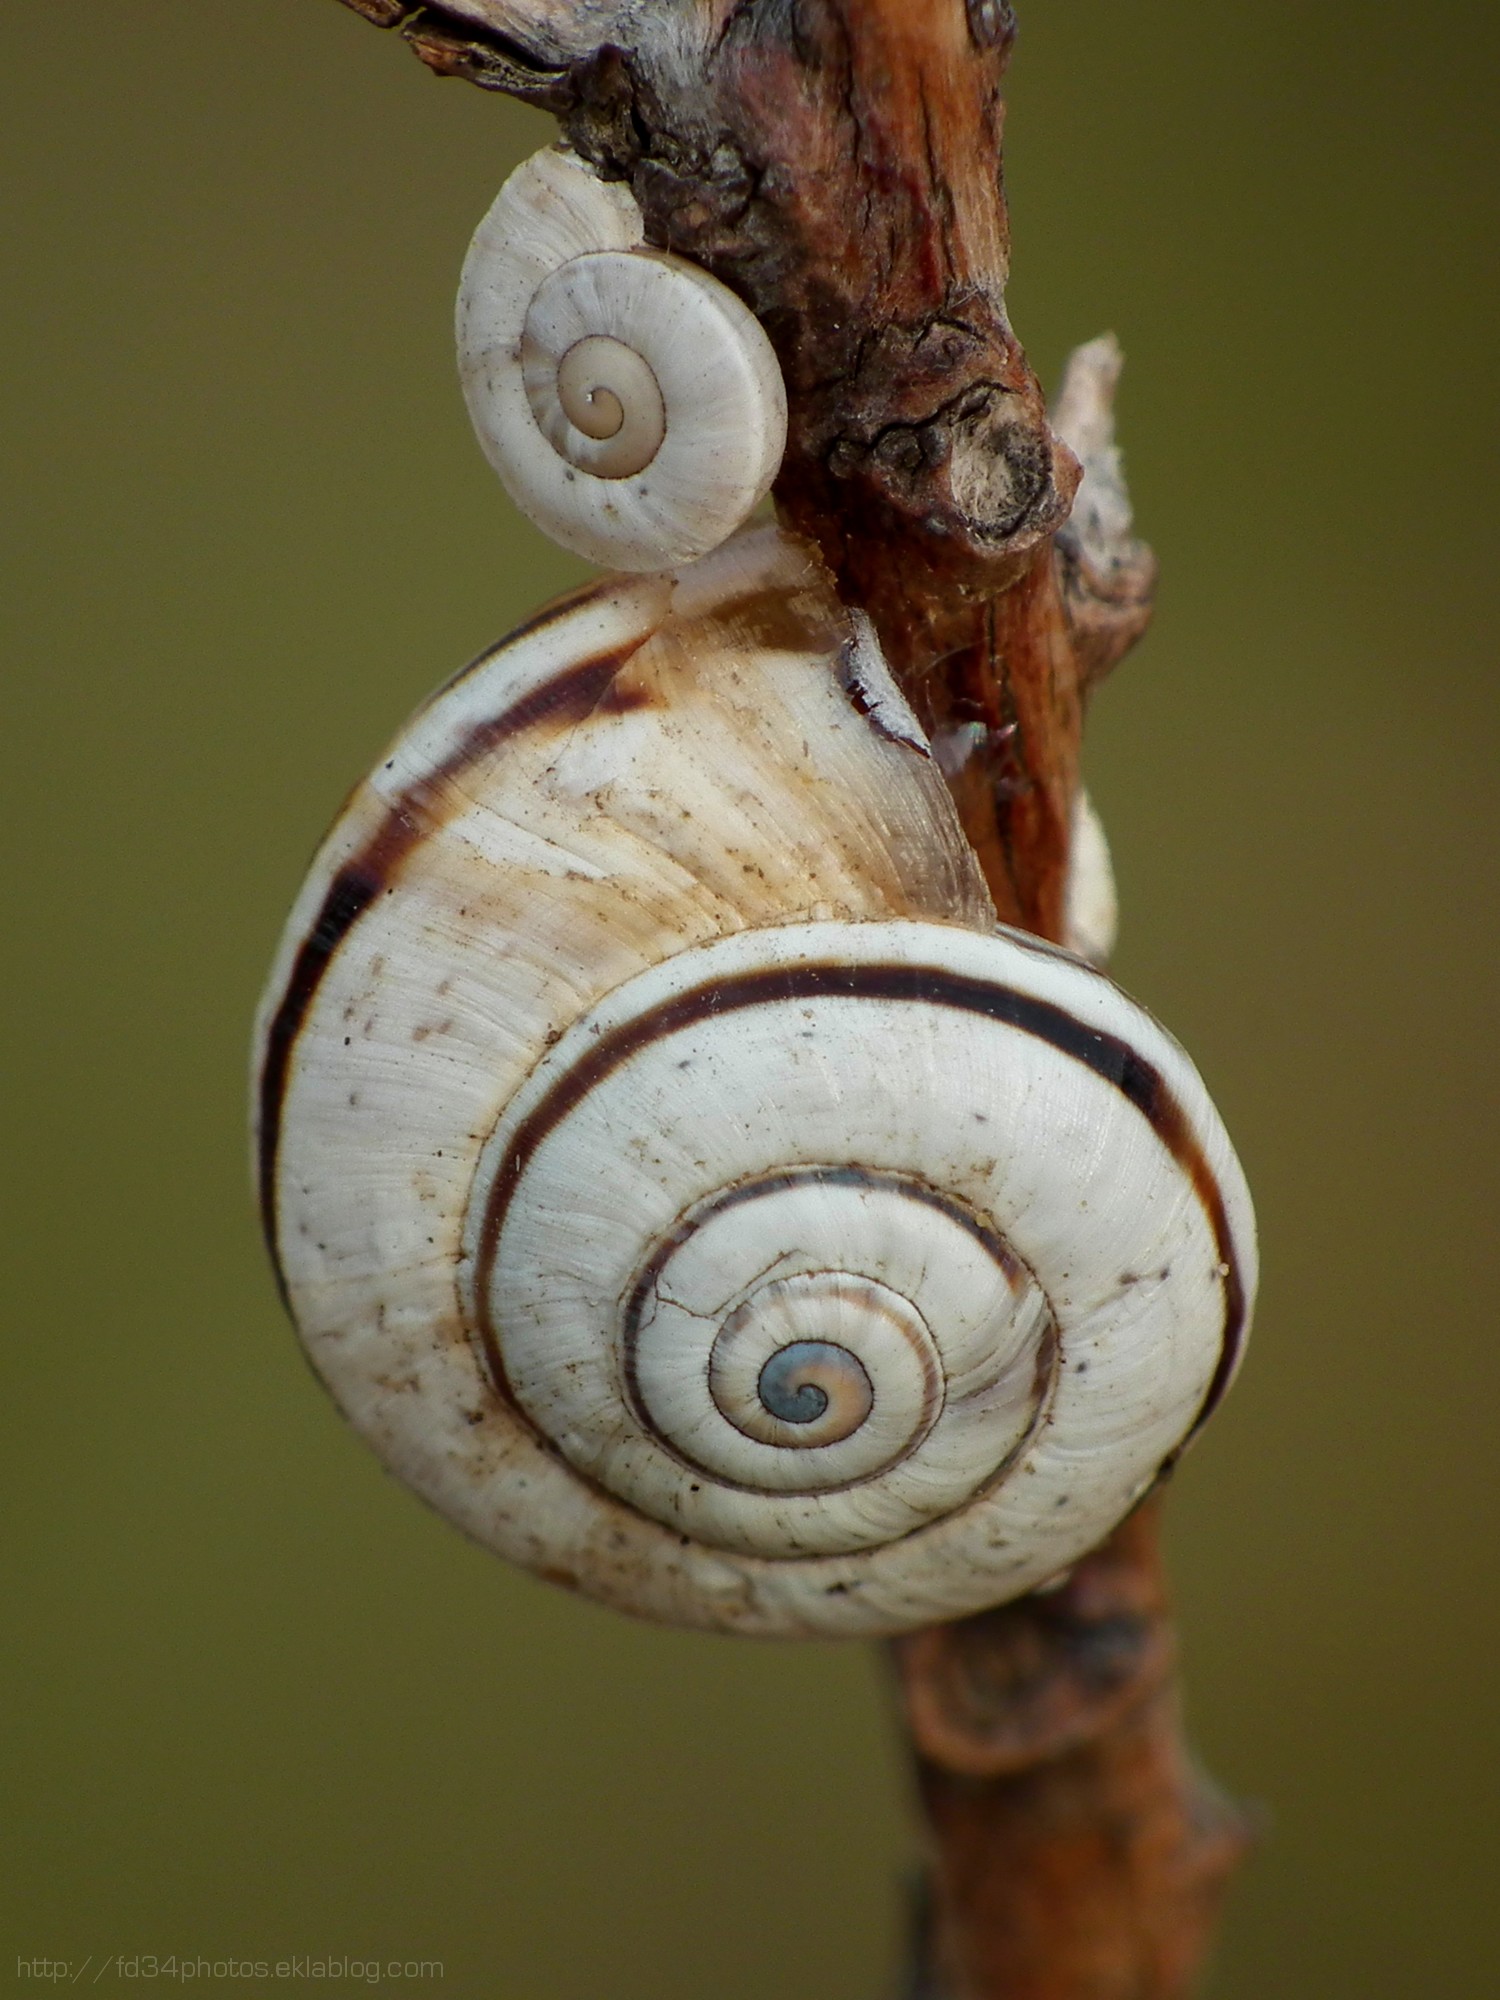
[256,526,1255,1639]
[458,146,786,570]
[1063,788,1119,965]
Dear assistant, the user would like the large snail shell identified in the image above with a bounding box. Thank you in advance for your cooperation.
[255,526,1256,1639]
[458,146,787,571]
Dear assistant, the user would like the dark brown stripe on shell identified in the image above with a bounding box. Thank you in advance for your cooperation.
[257,635,654,1298]
[627,1166,1030,1319]
[433,576,631,697]
[472,959,1248,1440]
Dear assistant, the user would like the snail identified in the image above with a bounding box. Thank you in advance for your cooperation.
[457,145,786,570]
[253,147,1255,1639]
[255,519,1256,1636]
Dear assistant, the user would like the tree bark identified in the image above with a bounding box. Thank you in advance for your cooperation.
[331,3,1250,1992]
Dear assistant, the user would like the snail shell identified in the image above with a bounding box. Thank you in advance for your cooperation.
[458,146,787,571]
[254,526,1256,1639]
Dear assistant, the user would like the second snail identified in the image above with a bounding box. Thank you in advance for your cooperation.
[254,146,1257,1640]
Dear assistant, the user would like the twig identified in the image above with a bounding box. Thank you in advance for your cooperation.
[329,4,1252,1991]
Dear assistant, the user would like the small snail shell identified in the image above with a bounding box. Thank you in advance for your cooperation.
[458,146,787,571]
[255,526,1256,1639]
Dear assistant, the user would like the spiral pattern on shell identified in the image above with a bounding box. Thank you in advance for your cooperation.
[458,146,787,571]
[255,527,1256,1638]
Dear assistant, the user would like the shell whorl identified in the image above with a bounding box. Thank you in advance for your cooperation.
[458,147,787,571]
[255,526,1256,1639]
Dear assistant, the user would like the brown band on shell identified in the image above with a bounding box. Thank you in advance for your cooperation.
[256,633,656,1298]
[433,576,629,697]
[471,960,1249,1441]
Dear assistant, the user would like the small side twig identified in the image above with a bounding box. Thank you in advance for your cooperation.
[1053,333,1159,689]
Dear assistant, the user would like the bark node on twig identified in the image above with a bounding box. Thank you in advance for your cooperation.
[331,4,1251,1993]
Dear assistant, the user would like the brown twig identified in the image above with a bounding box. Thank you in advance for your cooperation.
[331,3,1251,1991]
[891,1496,1251,1999]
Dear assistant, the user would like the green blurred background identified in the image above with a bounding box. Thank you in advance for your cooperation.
[4,4,1496,1994]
